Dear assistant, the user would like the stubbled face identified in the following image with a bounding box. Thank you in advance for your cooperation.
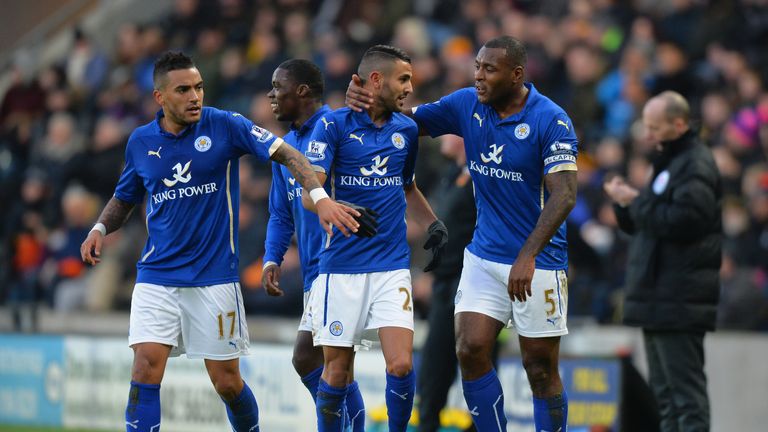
[267,67,300,122]
[474,46,519,106]
[154,68,204,127]
[377,59,413,112]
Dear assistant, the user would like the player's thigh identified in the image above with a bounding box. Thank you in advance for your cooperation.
[366,269,414,332]
[131,342,172,384]
[128,283,183,348]
[454,250,512,324]
[511,269,568,338]
[309,273,369,348]
[178,282,250,360]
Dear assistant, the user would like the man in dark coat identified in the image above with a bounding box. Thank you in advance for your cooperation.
[604,90,721,432]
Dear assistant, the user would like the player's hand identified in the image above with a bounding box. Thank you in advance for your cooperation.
[262,263,283,296]
[345,74,374,112]
[423,220,448,272]
[315,198,361,237]
[508,255,535,302]
[335,200,379,237]
[80,230,103,266]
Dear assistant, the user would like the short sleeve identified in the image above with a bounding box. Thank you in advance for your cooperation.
[225,111,282,162]
[411,89,468,138]
[541,112,579,174]
[304,113,338,175]
[113,138,145,204]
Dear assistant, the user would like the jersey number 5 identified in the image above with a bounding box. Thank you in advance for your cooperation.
[544,289,556,317]
[218,311,236,339]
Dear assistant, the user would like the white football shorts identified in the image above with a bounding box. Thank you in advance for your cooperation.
[298,289,313,333]
[309,269,414,347]
[455,249,569,338]
[128,282,250,360]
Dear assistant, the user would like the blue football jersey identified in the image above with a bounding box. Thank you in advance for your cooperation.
[114,106,283,286]
[413,83,578,269]
[305,108,419,273]
[264,105,332,291]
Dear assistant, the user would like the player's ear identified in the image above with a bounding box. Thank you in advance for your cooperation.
[296,84,310,98]
[153,89,163,106]
[370,71,382,90]
[512,65,524,83]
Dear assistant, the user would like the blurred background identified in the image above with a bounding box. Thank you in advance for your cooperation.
[0,0,767,431]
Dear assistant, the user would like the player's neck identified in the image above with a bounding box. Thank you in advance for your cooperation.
[292,101,324,130]
[493,85,529,120]
[366,104,392,127]
[160,114,187,135]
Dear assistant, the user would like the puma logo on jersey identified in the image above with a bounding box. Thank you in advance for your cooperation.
[557,119,569,131]
[469,406,479,416]
[350,133,365,145]
[480,144,505,164]
[321,117,334,130]
[360,155,389,176]
[162,161,192,187]
[389,390,409,400]
[148,147,162,159]
[288,177,296,186]
[473,113,485,127]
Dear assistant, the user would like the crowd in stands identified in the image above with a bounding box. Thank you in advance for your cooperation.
[2,0,767,331]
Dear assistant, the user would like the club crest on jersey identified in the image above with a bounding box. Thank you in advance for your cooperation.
[250,125,274,143]
[391,132,406,149]
[305,140,327,162]
[653,170,670,195]
[514,123,531,139]
[329,320,344,336]
[194,136,212,152]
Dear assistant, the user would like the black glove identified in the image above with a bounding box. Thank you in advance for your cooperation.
[423,219,448,272]
[337,200,379,237]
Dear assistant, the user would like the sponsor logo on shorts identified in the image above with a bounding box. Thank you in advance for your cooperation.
[329,320,344,336]
[454,290,463,304]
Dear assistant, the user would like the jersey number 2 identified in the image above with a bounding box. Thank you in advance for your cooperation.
[398,287,412,312]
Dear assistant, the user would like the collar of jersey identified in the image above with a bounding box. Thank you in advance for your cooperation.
[292,104,332,136]
[154,108,197,138]
[352,109,395,129]
[489,82,539,125]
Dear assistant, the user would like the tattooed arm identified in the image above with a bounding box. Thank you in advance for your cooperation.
[270,141,324,192]
[270,143,360,237]
[80,197,136,265]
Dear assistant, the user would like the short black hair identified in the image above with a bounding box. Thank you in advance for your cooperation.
[276,59,325,99]
[153,51,196,89]
[357,45,411,83]
[484,36,527,68]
